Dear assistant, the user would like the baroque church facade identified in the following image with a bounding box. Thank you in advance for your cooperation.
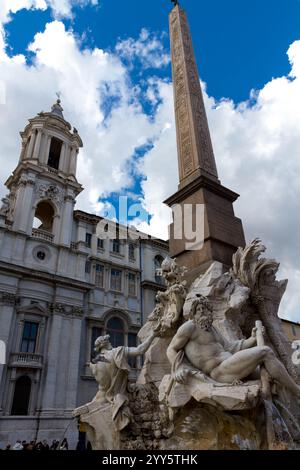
[0,100,168,447]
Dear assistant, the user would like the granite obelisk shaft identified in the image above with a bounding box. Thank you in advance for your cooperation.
[165,5,245,276]
[170,5,219,189]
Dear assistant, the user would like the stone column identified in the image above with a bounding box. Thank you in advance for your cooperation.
[104,266,110,292]
[69,147,78,176]
[76,254,87,282]
[32,129,43,160]
[124,242,129,264]
[64,314,83,409]
[76,221,86,244]
[59,195,74,246]
[0,294,17,413]
[13,179,35,234]
[52,213,61,245]
[19,141,26,162]
[124,270,129,310]
[26,131,36,160]
[40,313,63,412]
[91,234,97,257]
[43,135,52,165]
[59,143,67,172]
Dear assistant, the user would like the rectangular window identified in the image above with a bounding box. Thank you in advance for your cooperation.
[85,261,91,274]
[85,233,92,247]
[128,273,136,296]
[20,322,39,353]
[91,326,102,360]
[97,238,104,250]
[112,239,121,254]
[129,244,135,260]
[128,333,137,368]
[111,269,122,291]
[95,264,104,288]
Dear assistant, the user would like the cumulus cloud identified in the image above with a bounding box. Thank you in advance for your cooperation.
[116,28,170,69]
[0,0,99,23]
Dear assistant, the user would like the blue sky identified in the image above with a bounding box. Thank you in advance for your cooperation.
[5,0,300,102]
[1,0,300,322]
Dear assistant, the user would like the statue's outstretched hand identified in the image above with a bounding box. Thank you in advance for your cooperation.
[174,366,190,384]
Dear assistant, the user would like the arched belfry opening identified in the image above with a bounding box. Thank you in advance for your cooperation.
[48,137,62,170]
[33,201,55,232]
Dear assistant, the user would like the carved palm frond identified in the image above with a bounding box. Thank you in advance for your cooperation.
[232,238,279,293]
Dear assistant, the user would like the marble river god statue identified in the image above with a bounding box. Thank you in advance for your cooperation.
[74,240,300,450]
[167,295,300,397]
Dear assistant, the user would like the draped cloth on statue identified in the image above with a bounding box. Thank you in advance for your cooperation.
[105,346,131,431]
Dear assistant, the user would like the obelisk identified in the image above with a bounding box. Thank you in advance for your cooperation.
[165,3,245,276]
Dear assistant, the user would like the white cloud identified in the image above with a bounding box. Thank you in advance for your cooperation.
[116,28,170,69]
[0,0,99,23]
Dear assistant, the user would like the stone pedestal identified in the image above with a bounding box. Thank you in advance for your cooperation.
[165,176,245,277]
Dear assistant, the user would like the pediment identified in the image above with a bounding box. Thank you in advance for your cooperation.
[17,304,50,317]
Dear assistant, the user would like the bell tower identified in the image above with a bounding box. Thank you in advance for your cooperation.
[2,100,83,247]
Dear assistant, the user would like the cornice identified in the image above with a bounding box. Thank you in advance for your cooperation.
[164,175,240,206]
[0,260,93,291]
[141,280,167,292]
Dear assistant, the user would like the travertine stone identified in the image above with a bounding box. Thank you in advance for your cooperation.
[159,374,261,410]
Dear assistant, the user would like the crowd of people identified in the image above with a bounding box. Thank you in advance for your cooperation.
[1,438,69,451]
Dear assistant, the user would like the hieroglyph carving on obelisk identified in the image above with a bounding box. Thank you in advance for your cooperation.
[170,5,219,185]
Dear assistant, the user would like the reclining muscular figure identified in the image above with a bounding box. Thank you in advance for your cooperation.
[167,296,300,398]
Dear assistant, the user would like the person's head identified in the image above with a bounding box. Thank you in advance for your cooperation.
[94,334,112,353]
[187,295,213,330]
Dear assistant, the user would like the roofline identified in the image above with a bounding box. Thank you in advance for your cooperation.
[73,209,169,247]
[280,318,300,327]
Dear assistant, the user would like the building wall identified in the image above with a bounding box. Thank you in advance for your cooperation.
[281,319,300,341]
[0,215,168,448]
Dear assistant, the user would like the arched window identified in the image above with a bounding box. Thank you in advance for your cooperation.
[11,376,31,416]
[154,255,164,284]
[48,137,62,170]
[33,201,55,233]
[106,317,125,348]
